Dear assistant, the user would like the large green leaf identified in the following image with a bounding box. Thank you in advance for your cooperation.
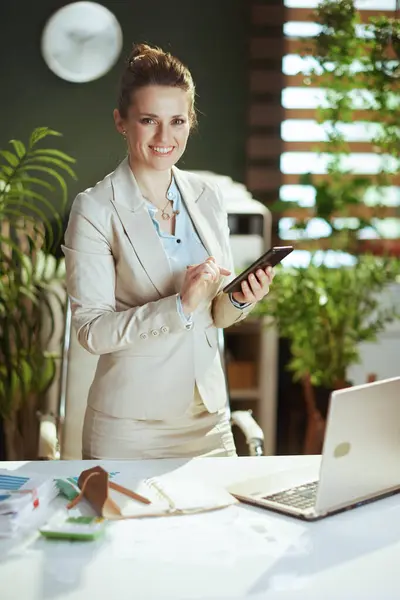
[18,165,69,206]
[9,139,26,159]
[0,164,13,178]
[29,127,61,147]
[32,148,76,163]
[24,156,76,179]
[15,176,55,193]
[0,150,19,167]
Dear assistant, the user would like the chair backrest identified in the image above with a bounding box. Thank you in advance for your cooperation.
[58,301,99,459]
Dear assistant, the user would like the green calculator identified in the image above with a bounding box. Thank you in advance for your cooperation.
[39,516,106,541]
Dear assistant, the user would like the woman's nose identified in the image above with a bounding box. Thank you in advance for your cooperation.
[154,125,170,144]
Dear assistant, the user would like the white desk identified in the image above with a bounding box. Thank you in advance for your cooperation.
[1,456,400,600]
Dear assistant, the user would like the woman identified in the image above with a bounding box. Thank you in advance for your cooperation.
[62,43,274,460]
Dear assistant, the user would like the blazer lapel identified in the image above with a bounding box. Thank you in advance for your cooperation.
[172,167,223,264]
[110,158,175,298]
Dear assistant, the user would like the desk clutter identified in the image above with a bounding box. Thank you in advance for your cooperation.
[0,471,59,536]
[0,465,238,539]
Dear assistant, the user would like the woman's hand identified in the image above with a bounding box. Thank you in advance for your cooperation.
[232,266,274,304]
[180,257,231,315]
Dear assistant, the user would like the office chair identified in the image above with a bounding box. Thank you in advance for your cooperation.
[216,328,264,456]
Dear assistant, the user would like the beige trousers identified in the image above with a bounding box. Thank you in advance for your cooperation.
[82,385,237,460]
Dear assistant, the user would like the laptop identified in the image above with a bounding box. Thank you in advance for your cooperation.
[227,376,400,521]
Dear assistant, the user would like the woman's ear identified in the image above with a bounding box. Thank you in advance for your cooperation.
[113,108,126,136]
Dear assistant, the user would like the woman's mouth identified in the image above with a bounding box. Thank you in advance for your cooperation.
[149,146,174,157]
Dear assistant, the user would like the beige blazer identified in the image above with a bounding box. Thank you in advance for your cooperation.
[62,157,254,420]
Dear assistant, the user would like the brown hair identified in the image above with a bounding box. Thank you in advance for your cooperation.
[117,43,197,127]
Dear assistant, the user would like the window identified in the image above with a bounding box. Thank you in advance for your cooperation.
[279,0,399,262]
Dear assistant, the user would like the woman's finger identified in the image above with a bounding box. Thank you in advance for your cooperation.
[205,257,231,278]
[264,266,274,282]
[247,273,266,301]
[187,260,231,281]
[248,273,261,292]
[192,271,213,286]
[197,261,219,281]
[240,280,256,303]
[255,268,269,287]
[189,262,217,282]
[205,262,219,280]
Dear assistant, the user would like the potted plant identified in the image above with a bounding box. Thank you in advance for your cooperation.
[255,0,400,453]
[0,127,76,459]
[254,256,400,453]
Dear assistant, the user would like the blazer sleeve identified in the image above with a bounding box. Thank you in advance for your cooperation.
[211,185,255,329]
[62,193,192,356]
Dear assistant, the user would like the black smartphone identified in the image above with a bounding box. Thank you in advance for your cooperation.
[223,246,294,294]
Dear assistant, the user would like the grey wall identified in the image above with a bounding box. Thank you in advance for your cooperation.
[0,0,248,206]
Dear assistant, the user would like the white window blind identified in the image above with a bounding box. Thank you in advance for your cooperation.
[279,0,399,256]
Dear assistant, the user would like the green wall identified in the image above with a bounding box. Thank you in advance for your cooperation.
[0,0,247,206]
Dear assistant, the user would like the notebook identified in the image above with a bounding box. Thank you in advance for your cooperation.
[109,470,238,517]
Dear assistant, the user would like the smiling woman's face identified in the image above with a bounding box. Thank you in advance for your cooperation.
[114,85,191,172]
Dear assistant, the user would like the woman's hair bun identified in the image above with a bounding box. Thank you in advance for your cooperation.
[128,43,162,67]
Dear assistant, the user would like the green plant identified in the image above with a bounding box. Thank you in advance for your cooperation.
[278,0,400,250]
[0,127,76,459]
[254,257,400,389]
[255,1,400,453]
[312,0,400,170]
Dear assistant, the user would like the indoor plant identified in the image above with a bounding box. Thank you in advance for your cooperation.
[255,0,400,453]
[253,256,400,452]
[0,127,76,459]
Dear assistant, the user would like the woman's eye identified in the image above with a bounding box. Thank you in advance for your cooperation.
[173,119,185,126]
[141,118,156,125]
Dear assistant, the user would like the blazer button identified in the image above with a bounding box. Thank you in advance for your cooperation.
[161,326,169,334]
[151,329,159,337]
[140,333,148,340]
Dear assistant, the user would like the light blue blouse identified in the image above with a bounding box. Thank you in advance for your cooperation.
[145,177,244,323]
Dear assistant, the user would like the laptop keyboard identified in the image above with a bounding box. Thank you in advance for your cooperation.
[262,481,318,510]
